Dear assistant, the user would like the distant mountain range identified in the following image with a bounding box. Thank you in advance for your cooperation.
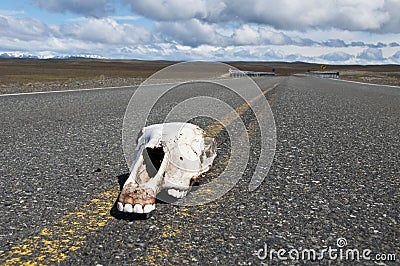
[0,52,105,59]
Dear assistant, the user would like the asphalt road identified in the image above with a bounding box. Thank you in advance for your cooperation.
[1,76,399,265]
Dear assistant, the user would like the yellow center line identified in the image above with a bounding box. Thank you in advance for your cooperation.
[205,82,279,136]
[0,82,279,265]
[1,189,117,265]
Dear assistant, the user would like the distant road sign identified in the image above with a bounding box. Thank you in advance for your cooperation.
[320,64,327,70]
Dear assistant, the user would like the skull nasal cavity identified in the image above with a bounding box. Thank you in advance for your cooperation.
[143,147,165,178]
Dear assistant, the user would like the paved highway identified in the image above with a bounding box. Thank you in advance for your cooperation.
[1,76,399,265]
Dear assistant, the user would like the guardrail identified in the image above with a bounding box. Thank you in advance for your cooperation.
[229,68,275,77]
[307,72,340,78]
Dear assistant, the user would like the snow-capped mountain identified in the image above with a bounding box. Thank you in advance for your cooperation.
[0,52,106,59]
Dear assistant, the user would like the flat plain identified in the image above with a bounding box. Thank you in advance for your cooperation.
[1,59,399,94]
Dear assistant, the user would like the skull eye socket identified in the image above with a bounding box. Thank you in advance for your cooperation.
[143,147,165,178]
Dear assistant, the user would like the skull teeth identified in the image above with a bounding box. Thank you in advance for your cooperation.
[117,202,156,214]
[117,202,124,212]
[167,189,188,198]
[133,204,143,214]
[143,204,156,213]
[124,203,133,213]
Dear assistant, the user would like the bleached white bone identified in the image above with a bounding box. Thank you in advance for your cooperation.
[118,122,217,214]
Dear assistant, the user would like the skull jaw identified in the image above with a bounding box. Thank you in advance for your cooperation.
[117,173,191,213]
[119,182,156,205]
[118,153,168,214]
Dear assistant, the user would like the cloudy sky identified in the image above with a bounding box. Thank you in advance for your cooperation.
[0,0,399,64]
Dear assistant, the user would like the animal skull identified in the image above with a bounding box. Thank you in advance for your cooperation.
[118,122,217,214]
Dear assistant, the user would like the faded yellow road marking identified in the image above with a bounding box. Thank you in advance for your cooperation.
[0,82,278,266]
[205,82,279,136]
[1,188,117,265]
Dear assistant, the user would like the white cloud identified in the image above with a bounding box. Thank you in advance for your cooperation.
[155,21,304,47]
[357,48,385,61]
[110,16,141,21]
[33,0,114,17]
[155,19,222,46]
[381,0,400,33]
[390,51,400,63]
[0,15,151,56]
[231,25,291,46]
[319,51,354,61]
[61,18,152,44]
[126,0,400,33]
[321,39,348,48]
[1,1,399,64]
[232,25,261,45]
[0,15,53,41]
[333,0,389,31]
[124,0,225,21]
